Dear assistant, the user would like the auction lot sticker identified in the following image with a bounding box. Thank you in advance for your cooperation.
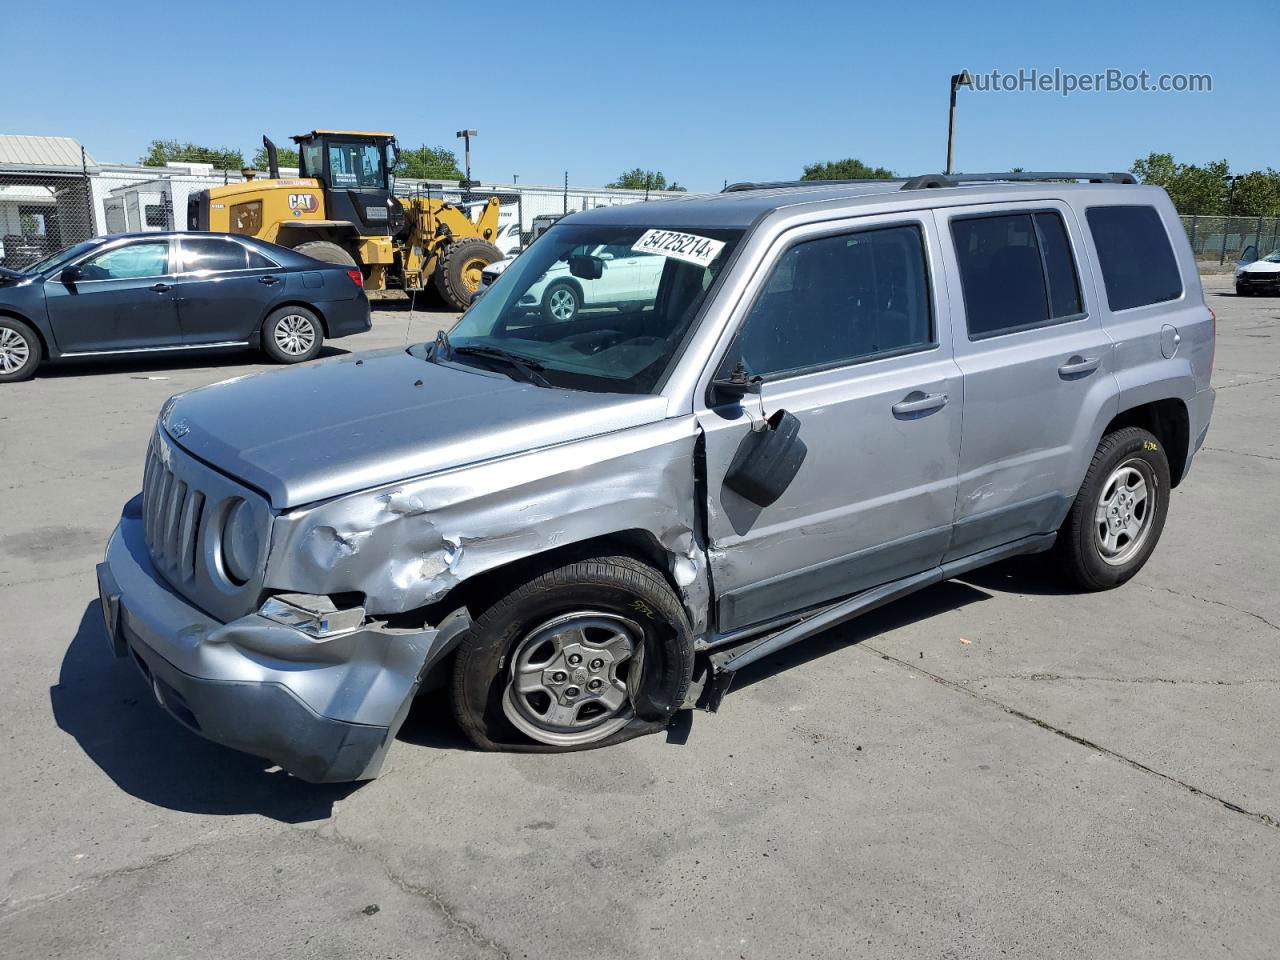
[631,229,725,267]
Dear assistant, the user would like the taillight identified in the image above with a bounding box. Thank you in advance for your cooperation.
[346,269,364,288]
[1208,307,1216,371]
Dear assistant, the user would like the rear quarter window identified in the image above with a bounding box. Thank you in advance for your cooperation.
[1086,205,1183,311]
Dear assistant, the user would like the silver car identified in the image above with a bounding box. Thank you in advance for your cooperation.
[97,172,1215,781]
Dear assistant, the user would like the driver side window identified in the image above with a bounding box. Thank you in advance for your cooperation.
[734,224,934,379]
[79,242,169,281]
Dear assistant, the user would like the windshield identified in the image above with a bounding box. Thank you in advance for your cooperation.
[444,223,743,394]
[1264,249,1280,263]
[327,140,385,188]
[21,239,105,275]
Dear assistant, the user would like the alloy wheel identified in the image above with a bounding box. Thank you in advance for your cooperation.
[502,611,641,746]
[274,315,316,356]
[0,327,31,374]
[1094,458,1158,565]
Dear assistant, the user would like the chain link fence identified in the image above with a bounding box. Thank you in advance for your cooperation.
[1179,214,1280,267]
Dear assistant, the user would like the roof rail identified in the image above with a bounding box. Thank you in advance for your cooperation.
[722,177,904,193]
[900,171,1137,190]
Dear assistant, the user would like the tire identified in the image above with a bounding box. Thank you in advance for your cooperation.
[0,317,42,383]
[433,238,503,311]
[541,280,581,323]
[1053,426,1171,591]
[293,240,358,267]
[261,305,323,364]
[450,555,695,752]
[1235,283,1250,297]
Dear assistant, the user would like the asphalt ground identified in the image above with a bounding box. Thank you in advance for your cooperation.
[1,278,1276,958]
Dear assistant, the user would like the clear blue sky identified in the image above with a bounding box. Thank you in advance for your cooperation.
[6,0,1275,192]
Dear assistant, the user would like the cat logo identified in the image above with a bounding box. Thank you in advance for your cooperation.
[288,194,319,213]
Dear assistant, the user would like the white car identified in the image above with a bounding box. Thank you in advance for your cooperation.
[1234,245,1280,296]
[520,243,665,321]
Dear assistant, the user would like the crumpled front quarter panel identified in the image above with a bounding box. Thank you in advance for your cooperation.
[265,417,710,633]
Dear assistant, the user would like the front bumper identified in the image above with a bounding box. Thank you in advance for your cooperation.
[97,496,469,782]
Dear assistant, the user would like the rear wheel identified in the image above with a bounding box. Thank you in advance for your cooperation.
[1054,426,1171,590]
[433,238,502,310]
[450,555,694,751]
[262,306,323,364]
[293,240,358,267]
[0,317,41,383]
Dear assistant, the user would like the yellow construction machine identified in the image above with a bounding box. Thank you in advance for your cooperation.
[187,131,504,308]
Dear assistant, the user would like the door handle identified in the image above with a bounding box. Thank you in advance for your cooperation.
[150,283,172,293]
[1058,355,1100,378]
[258,275,279,285]
[892,391,948,418]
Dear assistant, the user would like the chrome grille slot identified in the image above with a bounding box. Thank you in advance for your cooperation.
[142,440,202,583]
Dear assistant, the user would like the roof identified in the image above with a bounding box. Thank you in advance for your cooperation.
[293,130,394,139]
[0,135,97,173]
[569,178,1154,230]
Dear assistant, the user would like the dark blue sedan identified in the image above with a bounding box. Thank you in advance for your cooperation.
[0,232,372,382]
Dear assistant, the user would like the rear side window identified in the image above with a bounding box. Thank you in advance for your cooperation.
[951,212,1083,340]
[1086,205,1182,311]
[180,238,248,273]
[245,247,277,269]
[735,223,934,378]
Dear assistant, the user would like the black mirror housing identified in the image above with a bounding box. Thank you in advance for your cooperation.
[568,254,604,280]
[724,409,807,507]
[61,265,82,284]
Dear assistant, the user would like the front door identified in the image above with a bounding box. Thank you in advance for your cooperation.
[935,202,1118,558]
[43,238,179,353]
[697,213,963,634]
[173,235,278,344]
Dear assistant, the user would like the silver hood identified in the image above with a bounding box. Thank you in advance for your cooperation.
[163,348,668,509]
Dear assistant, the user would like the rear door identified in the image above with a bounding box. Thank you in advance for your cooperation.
[935,201,1117,558]
[43,238,179,353]
[697,212,963,633]
[174,236,281,344]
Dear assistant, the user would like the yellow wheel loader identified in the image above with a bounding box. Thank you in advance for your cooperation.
[187,131,504,309]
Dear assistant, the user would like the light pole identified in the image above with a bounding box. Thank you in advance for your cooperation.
[945,70,973,176]
[1221,174,1244,264]
[456,129,477,198]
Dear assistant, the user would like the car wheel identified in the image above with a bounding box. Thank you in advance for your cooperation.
[1053,426,1171,591]
[0,317,42,383]
[542,281,580,323]
[262,306,323,364]
[1235,283,1251,296]
[450,555,694,751]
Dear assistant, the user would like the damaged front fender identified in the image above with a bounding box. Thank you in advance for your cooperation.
[264,417,712,635]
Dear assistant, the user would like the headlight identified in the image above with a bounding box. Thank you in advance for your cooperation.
[221,498,260,585]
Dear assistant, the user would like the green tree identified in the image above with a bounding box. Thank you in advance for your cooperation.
[395,145,465,180]
[140,139,244,170]
[606,169,687,192]
[1229,170,1280,217]
[801,158,895,180]
[1131,152,1229,215]
[251,144,300,171]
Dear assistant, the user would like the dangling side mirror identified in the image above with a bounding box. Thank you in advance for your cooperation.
[709,359,763,406]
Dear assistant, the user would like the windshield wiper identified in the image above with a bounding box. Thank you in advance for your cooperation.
[452,345,552,387]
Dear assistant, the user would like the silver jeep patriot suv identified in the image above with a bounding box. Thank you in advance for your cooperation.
[97,171,1215,781]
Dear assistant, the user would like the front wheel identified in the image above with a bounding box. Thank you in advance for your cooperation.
[1054,426,1171,590]
[450,555,694,751]
[541,281,580,322]
[0,317,41,383]
[262,306,323,364]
